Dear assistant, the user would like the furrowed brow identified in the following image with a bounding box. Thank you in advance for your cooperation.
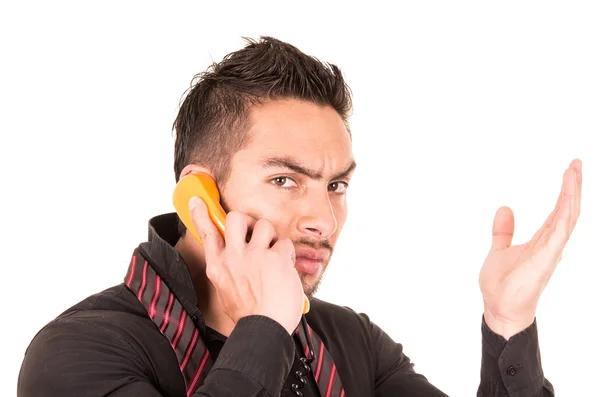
[261,156,356,181]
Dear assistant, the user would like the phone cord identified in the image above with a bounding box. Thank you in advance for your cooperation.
[290,315,315,396]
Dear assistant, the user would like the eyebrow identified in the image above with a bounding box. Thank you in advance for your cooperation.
[261,156,357,181]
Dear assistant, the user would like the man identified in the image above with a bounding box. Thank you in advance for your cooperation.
[18,36,582,396]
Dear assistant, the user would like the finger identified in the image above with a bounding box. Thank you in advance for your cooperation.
[557,166,577,230]
[544,180,574,256]
[271,238,296,265]
[531,166,571,245]
[248,219,277,248]
[531,191,572,273]
[224,211,257,251]
[189,197,225,261]
[490,206,514,251]
[531,205,559,246]
[569,164,577,234]
[569,159,582,234]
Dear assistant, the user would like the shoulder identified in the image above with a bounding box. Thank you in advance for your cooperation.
[18,285,177,396]
[22,283,160,356]
[25,283,169,354]
[55,283,146,318]
[27,284,154,348]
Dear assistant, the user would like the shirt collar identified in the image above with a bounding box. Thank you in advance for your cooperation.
[137,212,200,315]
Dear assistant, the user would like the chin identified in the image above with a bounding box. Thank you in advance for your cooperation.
[300,273,322,299]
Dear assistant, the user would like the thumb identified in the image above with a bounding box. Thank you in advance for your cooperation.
[491,206,514,251]
[188,196,224,258]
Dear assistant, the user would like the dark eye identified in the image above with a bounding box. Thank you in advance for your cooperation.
[271,176,297,188]
[328,181,348,194]
[273,177,286,186]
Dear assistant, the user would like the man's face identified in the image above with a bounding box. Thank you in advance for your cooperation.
[220,99,355,297]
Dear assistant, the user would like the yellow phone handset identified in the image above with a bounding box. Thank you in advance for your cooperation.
[173,173,227,243]
[173,173,310,314]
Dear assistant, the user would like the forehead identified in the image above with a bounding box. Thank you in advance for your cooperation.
[236,99,353,172]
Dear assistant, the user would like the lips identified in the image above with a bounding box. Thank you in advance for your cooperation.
[294,247,329,275]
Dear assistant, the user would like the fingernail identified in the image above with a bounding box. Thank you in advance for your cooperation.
[189,196,201,210]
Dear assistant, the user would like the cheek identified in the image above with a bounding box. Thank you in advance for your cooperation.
[263,199,296,233]
[230,185,294,228]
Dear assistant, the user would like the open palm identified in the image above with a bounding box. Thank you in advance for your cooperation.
[479,159,582,340]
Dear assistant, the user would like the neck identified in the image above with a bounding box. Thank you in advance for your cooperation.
[174,233,236,337]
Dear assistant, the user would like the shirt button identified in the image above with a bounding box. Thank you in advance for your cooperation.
[506,366,518,376]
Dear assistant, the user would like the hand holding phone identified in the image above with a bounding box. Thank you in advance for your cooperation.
[173,173,309,334]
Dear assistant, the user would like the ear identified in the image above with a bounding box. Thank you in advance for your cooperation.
[179,164,215,182]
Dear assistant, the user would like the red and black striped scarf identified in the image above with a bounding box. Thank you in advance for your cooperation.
[125,249,346,397]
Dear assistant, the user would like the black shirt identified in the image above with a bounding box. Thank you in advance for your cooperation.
[17,213,554,396]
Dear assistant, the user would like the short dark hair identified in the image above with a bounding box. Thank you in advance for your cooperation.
[172,36,353,236]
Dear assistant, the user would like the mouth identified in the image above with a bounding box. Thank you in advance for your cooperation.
[294,247,329,275]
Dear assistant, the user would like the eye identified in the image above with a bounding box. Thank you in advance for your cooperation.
[328,181,349,194]
[271,176,298,188]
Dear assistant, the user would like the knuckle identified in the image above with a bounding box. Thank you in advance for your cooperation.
[197,228,210,242]
[205,263,219,281]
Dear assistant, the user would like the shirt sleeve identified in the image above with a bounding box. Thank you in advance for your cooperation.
[360,313,449,397]
[17,315,295,397]
[198,315,296,397]
[478,316,555,397]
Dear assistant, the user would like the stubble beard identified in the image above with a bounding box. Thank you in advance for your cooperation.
[298,270,325,299]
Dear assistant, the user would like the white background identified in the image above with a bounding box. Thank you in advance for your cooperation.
[1,1,599,395]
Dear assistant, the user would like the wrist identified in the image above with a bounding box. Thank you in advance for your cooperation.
[483,308,535,341]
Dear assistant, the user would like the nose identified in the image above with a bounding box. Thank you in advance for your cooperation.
[296,191,337,239]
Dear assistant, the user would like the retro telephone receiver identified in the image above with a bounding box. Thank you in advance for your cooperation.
[173,173,310,314]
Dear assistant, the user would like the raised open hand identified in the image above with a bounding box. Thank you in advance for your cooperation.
[479,159,582,340]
